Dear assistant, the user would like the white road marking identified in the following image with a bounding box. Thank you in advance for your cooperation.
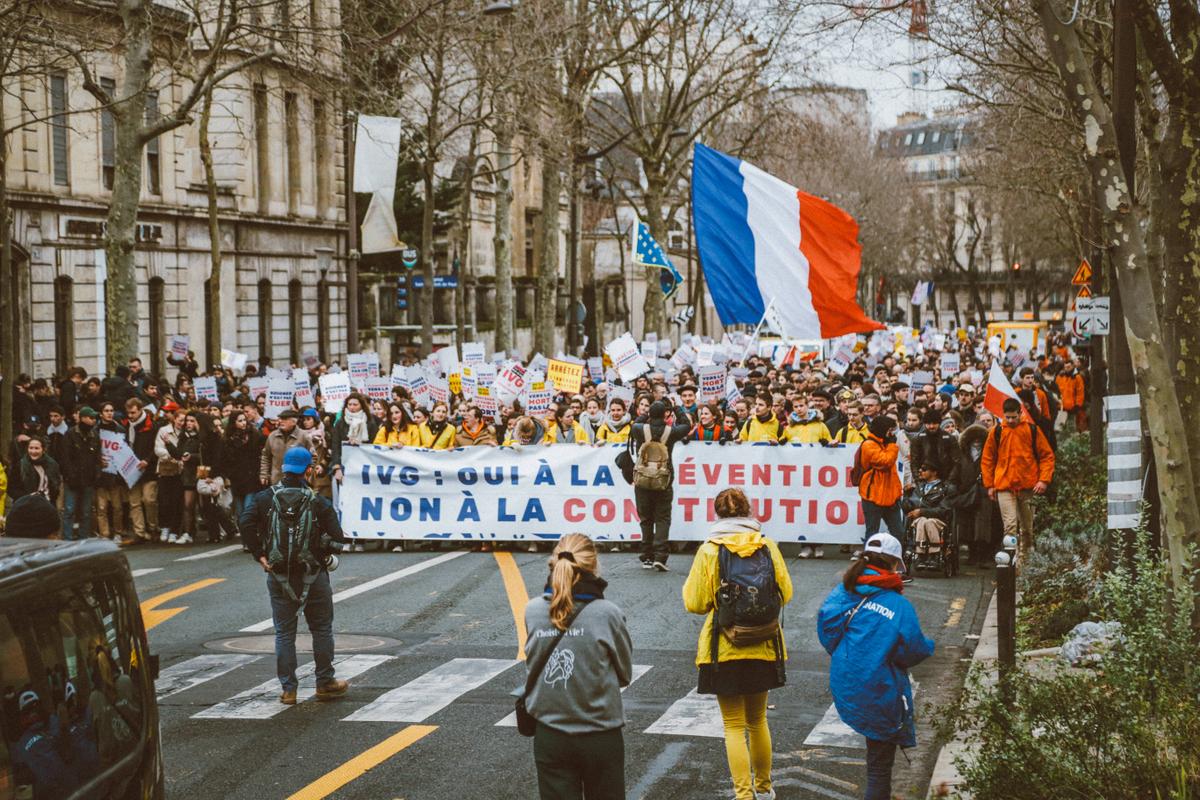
[343,657,517,723]
[193,654,393,720]
[644,689,725,738]
[240,550,469,633]
[803,681,919,749]
[495,664,653,727]
[156,654,262,700]
[175,544,244,561]
[132,568,163,577]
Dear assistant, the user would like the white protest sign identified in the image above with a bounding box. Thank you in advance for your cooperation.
[99,430,144,489]
[318,373,352,413]
[194,376,219,403]
[265,366,289,380]
[293,370,315,408]
[391,364,408,389]
[725,377,742,406]
[364,377,392,401]
[640,341,658,362]
[587,357,604,383]
[697,365,726,403]
[910,370,935,388]
[407,366,431,405]
[247,377,270,399]
[220,349,248,372]
[940,352,961,376]
[607,384,634,410]
[429,377,450,406]
[169,334,189,361]
[475,386,497,420]
[347,354,373,383]
[696,343,718,367]
[828,347,854,376]
[461,366,478,399]
[461,342,486,366]
[264,379,295,419]
[526,382,554,415]
[435,347,459,377]
[496,362,527,401]
[474,362,497,391]
[604,333,650,382]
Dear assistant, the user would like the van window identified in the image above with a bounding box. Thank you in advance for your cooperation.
[0,577,148,799]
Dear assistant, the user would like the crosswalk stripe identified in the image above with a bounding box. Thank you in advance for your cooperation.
[240,551,468,633]
[157,654,262,701]
[176,544,244,561]
[643,689,725,738]
[495,664,653,727]
[132,568,163,577]
[194,654,393,720]
[803,681,919,749]
[343,657,518,723]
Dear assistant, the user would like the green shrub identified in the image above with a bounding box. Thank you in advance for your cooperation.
[943,533,1200,799]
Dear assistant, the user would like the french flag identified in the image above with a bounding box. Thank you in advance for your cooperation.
[691,143,883,339]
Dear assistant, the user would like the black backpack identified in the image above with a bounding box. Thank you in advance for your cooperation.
[714,544,781,646]
[266,486,321,602]
[849,445,866,485]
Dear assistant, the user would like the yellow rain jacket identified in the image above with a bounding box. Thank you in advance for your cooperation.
[373,425,423,447]
[682,521,793,666]
[419,422,457,450]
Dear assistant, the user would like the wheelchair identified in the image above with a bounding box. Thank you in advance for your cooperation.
[902,508,960,578]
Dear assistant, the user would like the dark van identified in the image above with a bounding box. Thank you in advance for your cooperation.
[0,538,163,799]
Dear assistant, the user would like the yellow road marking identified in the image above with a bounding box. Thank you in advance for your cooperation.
[286,725,437,800]
[944,597,966,628]
[494,551,530,660]
[140,578,225,631]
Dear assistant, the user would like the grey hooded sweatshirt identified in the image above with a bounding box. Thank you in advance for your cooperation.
[522,594,634,734]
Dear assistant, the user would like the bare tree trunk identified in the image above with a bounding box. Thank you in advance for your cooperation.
[1035,0,1200,622]
[492,97,515,355]
[642,184,667,338]
[456,124,480,358]
[420,153,436,357]
[199,88,222,367]
[0,94,14,467]
[535,146,561,355]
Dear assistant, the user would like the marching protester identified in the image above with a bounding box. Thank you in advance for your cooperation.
[857,416,904,555]
[981,397,1056,561]
[817,533,935,800]
[627,401,690,572]
[455,405,498,446]
[124,397,159,545]
[683,489,793,800]
[61,407,102,541]
[240,446,349,706]
[8,437,61,505]
[521,533,632,800]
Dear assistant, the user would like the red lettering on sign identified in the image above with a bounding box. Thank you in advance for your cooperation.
[595,499,615,523]
[751,464,771,486]
[728,464,744,485]
[778,464,796,486]
[800,465,812,487]
[845,466,856,487]
[678,496,699,522]
[677,459,696,486]
[818,466,839,487]
[702,463,721,484]
[624,499,639,523]
[750,498,772,522]
[827,501,849,525]
[564,498,585,523]
[780,498,802,524]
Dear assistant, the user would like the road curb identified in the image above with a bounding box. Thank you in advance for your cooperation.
[926,585,999,799]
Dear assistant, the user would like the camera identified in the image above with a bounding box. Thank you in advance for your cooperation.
[319,534,344,572]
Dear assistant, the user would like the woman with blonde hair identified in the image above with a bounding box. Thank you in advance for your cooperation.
[522,533,633,800]
[683,488,793,800]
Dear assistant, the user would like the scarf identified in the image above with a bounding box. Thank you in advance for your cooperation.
[694,423,722,442]
[427,418,449,442]
[32,462,49,498]
[46,421,68,436]
[557,424,576,444]
[856,566,904,593]
[461,418,486,440]
[541,572,608,601]
[344,408,369,444]
[755,410,774,424]
[605,413,630,433]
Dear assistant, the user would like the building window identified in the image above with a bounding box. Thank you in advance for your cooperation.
[916,131,926,145]
[317,277,329,363]
[149,277,165,375]
[53,276,74,373]
[254,85,270,214]
[285,92,300,214]
[313,98,329,215]
[100,77,116,190]
[288,279,303,364]
[903,133,912,146]
[50,74,69,186]
[258,278,273,361]
[144,90,161,195]
[931,130,941,143]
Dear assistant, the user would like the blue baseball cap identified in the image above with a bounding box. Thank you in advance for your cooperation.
[281,446,313,475]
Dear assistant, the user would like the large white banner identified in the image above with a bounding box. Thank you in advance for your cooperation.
[338,443,866,545]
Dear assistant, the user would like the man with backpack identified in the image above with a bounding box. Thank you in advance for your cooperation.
[627,401,691,572]
[981,398,1056,562]
[240,446,349,705]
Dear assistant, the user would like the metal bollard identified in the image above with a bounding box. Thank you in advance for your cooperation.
[995,534,1019,674]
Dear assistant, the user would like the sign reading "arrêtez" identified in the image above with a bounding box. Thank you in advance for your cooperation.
[338,442,869,543]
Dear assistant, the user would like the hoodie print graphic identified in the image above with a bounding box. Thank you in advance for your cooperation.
[543,649,576,687]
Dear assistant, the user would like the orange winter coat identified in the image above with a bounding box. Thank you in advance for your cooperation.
[1056,372,1085,412]
[858,434,902,506]
[981,422,1055,492]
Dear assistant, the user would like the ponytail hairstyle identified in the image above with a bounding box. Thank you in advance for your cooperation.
[548,533,599,631]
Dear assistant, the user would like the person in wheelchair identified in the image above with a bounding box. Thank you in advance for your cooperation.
[902,460,956,569]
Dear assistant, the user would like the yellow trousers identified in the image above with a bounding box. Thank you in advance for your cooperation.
[717,691,772,800]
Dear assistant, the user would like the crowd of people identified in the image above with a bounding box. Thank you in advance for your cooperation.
[0,326,1080,563]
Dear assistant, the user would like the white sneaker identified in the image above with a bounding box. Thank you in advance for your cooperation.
[176,533,193,545]
[160,529,172,543]
[652,561,669,572]
[813,546,825,559]
[526,542,539,553]
[798,545,813,559]
[353,543,365,553]
[166,532,178,544]
[756,790,776,800]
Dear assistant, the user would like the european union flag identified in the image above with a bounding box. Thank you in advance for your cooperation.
[633,220,684,299]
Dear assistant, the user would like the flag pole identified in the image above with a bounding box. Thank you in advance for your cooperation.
[741,296,776,361]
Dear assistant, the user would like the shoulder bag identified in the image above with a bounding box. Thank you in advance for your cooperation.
[515,601,589,737]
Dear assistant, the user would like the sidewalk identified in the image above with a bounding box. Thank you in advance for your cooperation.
[926,587,1000,798]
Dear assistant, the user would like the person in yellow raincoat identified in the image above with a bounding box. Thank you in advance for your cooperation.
[418,401,457,450]
[682,488,793,800]
[374,402,423,447]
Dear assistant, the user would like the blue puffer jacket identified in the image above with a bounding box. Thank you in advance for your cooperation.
[817,576,935,747]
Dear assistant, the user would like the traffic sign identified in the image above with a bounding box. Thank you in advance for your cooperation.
[1072,259,1093,285]
[1076,296,1110,336]
[401,247,419,269]
[1076,284,1093,299]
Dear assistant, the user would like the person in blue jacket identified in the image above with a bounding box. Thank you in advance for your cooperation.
[817,532,935,800]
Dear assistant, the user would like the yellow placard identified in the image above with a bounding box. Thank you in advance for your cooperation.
[546,359,584,394]
[449,373,462,395]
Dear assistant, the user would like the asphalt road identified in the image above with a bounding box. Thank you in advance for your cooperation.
[127,540,992,800]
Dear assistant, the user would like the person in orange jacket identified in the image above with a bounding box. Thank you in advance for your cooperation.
[858,416,904,551]
[981,398,1056,560]
[1056,361,1087,432]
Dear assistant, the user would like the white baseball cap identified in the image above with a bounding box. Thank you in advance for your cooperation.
[864,532,905,570]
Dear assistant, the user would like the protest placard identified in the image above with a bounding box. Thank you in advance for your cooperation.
[546,359,584,394]
[293,370,315,408]
[526,383,553,415]
[697,365,726,403]
[407,366,431,405]
[169,334,189,361]
[461,366,477,399]
[193,376,219,403]
[434,346,459,377]
[302,352,319,370]
[429,377,450,405]
[265,379,295,419]
[220,349,248,372]
[347,354,372,382]
[99,430,144,489]
[604,333,650,382]
[725,376,742,406]
[364,377,391,401]
[940,352,961,375]
[247,377,269,399]
[474,362,496,391]
[910,370,935,388]
[696,343,718,367]
[460,342,486,366]
[607,384,634,410]
[828,347,855,376]
[640,341,657,362]
[586,357,603,383]
[475,386,497,420]
[318,373,351,413]
[264,366,289,380]
[496,362,527,399]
